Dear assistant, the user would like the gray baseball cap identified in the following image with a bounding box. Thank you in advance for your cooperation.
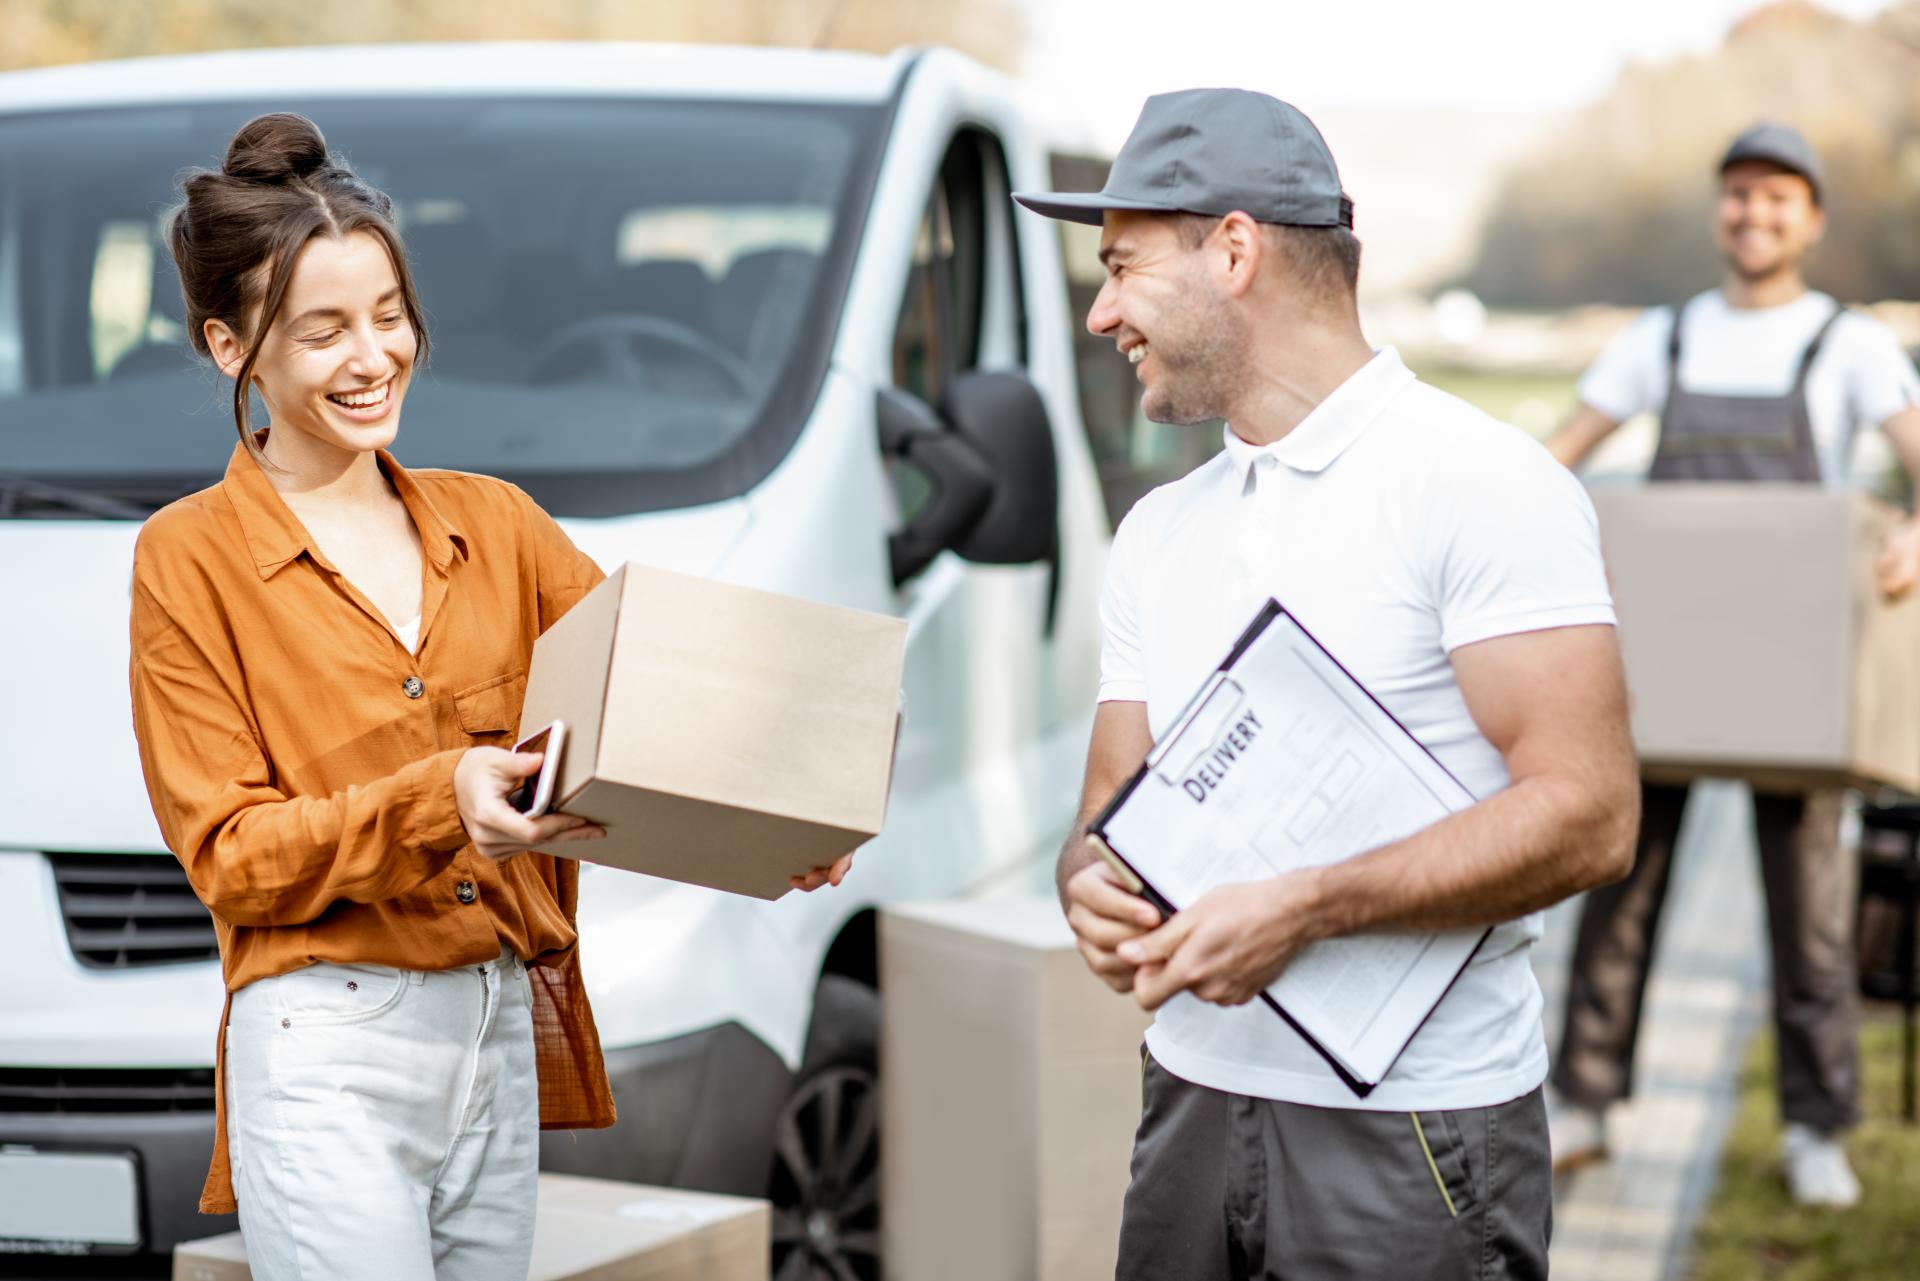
[1720,122,1824,203]
[1013,88,1353,229]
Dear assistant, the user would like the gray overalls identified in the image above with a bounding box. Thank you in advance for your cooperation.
[1555,299,1861,1134]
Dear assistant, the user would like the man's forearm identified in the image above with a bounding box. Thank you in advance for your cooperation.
[1543,404,1619,472]
[1301,771,1637,941]
[1878,407,1920,497]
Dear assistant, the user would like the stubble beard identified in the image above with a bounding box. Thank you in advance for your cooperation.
[1140,298,1248,427]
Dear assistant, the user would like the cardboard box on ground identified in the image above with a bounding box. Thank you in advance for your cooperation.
[517,564,908,899]
[881,899,1154,1281]
[172,1175,769,1280]
[1592,485,1920,792]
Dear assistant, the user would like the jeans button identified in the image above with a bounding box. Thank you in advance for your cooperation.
[455,880,477,905]
[403,676,425,699]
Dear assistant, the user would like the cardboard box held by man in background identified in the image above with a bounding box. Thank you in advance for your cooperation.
[1595,485,1920,791]
[517,563,908,899]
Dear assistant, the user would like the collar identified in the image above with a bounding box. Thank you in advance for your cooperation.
[220,433,469,580]
[1219,346,1415,486]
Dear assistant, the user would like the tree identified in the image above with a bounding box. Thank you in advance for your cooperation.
[1457,1,1920,306]
[0,0,1023,75]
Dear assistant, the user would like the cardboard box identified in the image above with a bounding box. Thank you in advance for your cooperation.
[517,563,907,899]
[880,898,1153,1281]
[173,1174,769,1280]
[1592,485,1920,792]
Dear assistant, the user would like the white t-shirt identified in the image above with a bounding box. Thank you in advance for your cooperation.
[1578,289,1920,489]
[1101,347,1616,1110]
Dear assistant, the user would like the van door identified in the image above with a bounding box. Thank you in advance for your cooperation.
[883,124,1067,896]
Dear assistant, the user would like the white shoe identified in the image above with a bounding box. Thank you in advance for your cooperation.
[1782,1123,1861,1208]
[1547,1090,1608,1174]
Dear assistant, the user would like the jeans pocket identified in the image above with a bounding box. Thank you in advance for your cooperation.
[1413,1111,1481,1219]
[269,961,411,1026]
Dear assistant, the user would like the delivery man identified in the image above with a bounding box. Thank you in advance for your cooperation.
[1545,121,1920,1206]
[1018,89,1639,1278]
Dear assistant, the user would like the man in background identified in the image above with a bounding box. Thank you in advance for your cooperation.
[1546,121,1920,1207]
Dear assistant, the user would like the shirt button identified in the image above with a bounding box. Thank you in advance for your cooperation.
[403,676,425,699]
[455,880,477,905]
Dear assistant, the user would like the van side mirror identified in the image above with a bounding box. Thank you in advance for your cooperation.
[877,372,1061,588]
[942,371,1059,566]
[878,387,994,586]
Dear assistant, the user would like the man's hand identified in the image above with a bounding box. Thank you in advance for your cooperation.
[1122,873,1323,1012]
[1878,515,1920,599]
[455,748,605,862]
[789,854,854,893]
[1063,854,1162,992]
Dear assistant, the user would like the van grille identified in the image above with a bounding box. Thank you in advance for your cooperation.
[48,853,219,969]
[0,1066,216,1114]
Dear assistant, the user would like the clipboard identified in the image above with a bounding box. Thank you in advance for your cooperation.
[1088,599,1490,1099]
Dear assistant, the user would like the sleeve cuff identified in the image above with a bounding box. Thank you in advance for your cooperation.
[1442,604,1617,655]
[412,749,472,854]
[1575,387,1637,427]
[1098,681,1147,703]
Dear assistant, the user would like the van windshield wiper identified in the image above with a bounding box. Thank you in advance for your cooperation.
[0,474,159,520]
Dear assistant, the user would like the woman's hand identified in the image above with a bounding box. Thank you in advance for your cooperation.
[455,748,605,862]
[790,854,854,893]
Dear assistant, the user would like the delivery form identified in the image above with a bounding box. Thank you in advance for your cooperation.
[1094,601,1487,1092]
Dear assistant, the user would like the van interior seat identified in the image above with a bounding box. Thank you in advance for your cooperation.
[106,241,190,383]
[408,220,519,381]
[714,247,819,368]
[585,259,718,340]
[503,245,593,365]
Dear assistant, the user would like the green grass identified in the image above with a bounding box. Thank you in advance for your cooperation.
[1687,1004,1920,1280]
[1409,365,1581,441]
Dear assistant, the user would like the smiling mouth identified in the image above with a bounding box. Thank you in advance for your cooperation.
[326,383,391,410]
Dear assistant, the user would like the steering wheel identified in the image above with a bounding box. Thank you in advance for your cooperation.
[525,313,755,396]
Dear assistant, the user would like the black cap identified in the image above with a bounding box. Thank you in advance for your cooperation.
[1013,88,1352,229]
[1720,122,1823,204]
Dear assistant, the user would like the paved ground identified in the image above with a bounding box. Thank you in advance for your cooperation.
[1533,779,1773,1281]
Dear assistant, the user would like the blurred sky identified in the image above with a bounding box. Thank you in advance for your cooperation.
[1012,0,1896,293]
[1019,0,1893,136]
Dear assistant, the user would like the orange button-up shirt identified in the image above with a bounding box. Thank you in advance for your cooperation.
[129,440,616,1214]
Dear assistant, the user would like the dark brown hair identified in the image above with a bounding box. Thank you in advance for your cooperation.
[1172,213,1363,304]
[165,113,428,464]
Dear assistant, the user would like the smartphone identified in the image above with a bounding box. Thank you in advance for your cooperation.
[508,720,567,818]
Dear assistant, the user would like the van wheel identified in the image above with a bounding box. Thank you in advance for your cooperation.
[770,976,881,1281]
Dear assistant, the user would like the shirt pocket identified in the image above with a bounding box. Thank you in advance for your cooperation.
[454,670,529,743]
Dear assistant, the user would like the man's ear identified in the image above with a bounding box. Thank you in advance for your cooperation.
[1214,211,1264,299]
[204,317,249,380]
[1805,202,1827,251]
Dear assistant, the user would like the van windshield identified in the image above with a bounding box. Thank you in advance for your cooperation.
[0,96,886,517]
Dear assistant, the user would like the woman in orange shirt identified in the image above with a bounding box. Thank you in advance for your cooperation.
[130,113,847,1281]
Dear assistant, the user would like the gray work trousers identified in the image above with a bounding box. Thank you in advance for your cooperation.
[1552,782,1860,1134]
[1115,1053,1551,1280]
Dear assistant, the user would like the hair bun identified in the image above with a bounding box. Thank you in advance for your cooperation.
[223,113,330,183]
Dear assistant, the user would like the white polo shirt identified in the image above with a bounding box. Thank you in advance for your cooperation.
[1101,347,1616,1110]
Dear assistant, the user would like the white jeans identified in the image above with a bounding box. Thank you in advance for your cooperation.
[225,947,538,1281]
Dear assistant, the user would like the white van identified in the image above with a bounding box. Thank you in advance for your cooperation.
[0,42,1220,1275]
